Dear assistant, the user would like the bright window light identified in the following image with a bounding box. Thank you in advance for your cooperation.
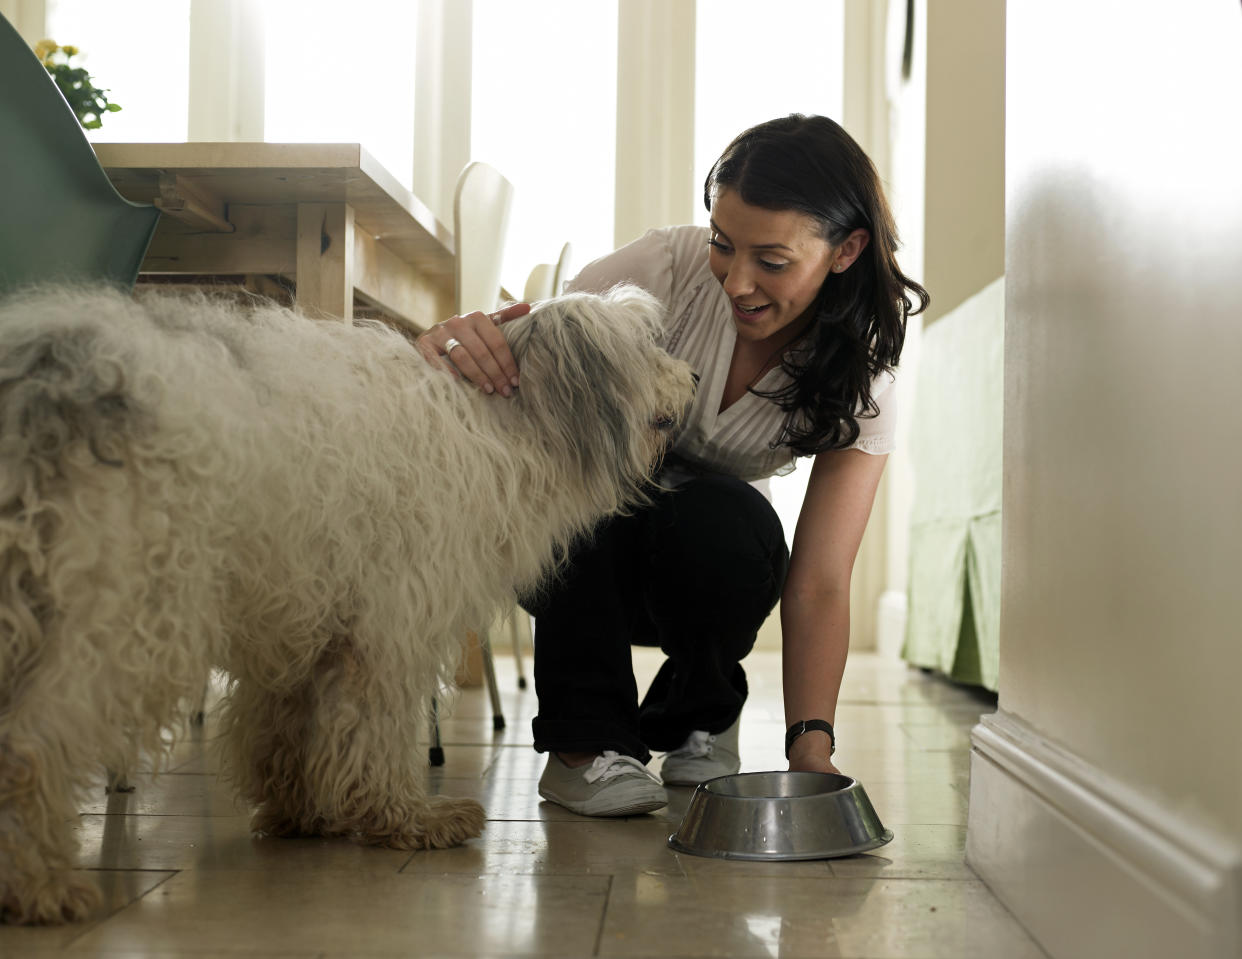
[45,0,191,142]
[694,0,845,222]
[263,0,417,190]
[471,0,618,299]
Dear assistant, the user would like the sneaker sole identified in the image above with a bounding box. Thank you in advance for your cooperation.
[538,786,668,817]
[659,762,740,788]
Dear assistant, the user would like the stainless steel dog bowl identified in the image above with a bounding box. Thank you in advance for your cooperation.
[668,771,893,861]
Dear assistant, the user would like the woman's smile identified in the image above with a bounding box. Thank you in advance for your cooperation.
[731,300,771,322]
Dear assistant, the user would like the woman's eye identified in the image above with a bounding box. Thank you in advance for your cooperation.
[708,238,732,254]
[759,260,788,272]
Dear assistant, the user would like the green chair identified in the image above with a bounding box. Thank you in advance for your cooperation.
[0,12,160,296]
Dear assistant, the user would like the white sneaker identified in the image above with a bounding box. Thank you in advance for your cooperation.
[538,751,668,817]
[659,716,741,786]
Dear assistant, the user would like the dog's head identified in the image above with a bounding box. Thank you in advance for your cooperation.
[503,284,695,513]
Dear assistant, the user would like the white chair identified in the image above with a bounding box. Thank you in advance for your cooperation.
[453,161,514,315]
[522,262,555,302]
[552,241,574,297]
[429,162,515,766]
[522,241,574,303]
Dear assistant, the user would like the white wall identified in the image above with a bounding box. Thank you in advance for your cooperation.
[921,0,1004,326]
[0,0,45,42]
[968,2,1242,955]
[613,0,696,249]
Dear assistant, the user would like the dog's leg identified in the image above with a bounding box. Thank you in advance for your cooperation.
[0,723,102,924]
[301,640,487,850]
[217,678,319,839]
[227,636,484,850]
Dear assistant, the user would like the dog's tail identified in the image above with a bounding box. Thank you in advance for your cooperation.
[0,287,144,692]
[0,289,140,498]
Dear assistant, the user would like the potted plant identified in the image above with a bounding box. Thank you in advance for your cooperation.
[34,39,121,130]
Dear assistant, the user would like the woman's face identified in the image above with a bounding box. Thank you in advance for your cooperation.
[707,188,835,346]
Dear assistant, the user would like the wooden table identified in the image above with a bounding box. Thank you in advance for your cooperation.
[94,142,455,328]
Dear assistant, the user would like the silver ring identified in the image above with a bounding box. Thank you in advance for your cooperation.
[443,337,463,355]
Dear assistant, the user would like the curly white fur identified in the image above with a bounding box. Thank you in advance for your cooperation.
[0,283,694,924]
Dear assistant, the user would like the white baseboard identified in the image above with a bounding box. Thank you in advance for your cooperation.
[967,711,1241,959]
[874,589,907,660]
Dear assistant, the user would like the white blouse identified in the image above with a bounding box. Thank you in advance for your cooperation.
[566,225,897,483]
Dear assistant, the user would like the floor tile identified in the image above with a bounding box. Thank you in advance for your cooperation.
[829,824,975,880]
[399,817,838,880]
[0,870,175,954]
[75,813,410,873]
[828,878,1047,959]
[78,772,249,818]
[2,650,1042,958]
[832,746,972,786]
[857,780,969,826]
[72,871,610,957]
[899,722,979,751]
[598,874,1045,958]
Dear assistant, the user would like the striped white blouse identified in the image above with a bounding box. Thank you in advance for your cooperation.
[566,225,897,484]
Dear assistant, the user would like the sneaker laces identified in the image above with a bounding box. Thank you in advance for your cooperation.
[665,730,715,760]
[582,750,661,784]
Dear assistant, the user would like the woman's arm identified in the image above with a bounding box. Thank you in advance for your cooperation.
[780,448,888,772]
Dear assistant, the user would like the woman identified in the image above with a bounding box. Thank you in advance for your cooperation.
[418,115,928,817]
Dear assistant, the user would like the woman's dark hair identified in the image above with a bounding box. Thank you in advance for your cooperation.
[704,113,929,455]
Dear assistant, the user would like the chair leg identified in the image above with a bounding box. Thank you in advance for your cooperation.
[105,673,211,793]
[105,769,134,793]
[509,608,529,690]
[479,632,505,731]
[428,697,445,767]
[191,678,209,726]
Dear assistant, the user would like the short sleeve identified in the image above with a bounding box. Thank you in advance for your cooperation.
[565,228,676,307]
[851,370,898,454]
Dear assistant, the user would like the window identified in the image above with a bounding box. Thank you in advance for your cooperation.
[263,0,418,189]
[45,0,191,142]
[694,0,845,224]
[471,0,618,298]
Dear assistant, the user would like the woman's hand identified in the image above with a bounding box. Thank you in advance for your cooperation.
[789,755,843,776]
[786,729,841,775]
[416,301,531,397]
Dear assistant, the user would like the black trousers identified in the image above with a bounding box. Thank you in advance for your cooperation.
[526,475,789,764]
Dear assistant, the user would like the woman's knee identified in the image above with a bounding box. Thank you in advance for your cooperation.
[645,476,789,612]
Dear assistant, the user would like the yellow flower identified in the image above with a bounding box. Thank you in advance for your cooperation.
[34,38,58,62]
[61,44,79,56]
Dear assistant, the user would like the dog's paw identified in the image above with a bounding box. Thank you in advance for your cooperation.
[1,872,102,925]
[359,796,486,851]
[250,805,313,839]
[418,796,486,849]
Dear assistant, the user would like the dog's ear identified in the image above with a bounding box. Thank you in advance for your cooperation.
[507,297,630,435]
[504,288,664,504]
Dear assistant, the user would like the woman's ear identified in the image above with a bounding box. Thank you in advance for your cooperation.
[831,228,871,273]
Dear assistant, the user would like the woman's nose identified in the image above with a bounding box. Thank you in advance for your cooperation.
[722,262,755,298]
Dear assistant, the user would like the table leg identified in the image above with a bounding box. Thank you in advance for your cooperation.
[296,202,355,320]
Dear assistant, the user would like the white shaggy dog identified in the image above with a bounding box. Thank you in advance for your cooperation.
[0,284,695,924]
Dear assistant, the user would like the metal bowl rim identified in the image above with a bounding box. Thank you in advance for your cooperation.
[667,828,894,862]
[697,770,861,801]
